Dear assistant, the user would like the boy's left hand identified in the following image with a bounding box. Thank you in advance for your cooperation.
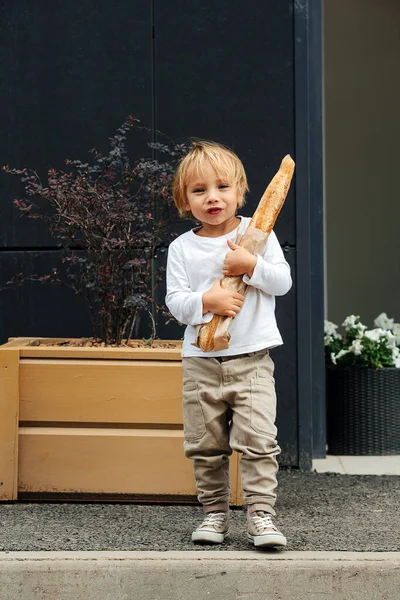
[222,239,257,278]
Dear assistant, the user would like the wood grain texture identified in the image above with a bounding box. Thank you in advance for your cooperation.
[1,338,244,504]
[18,427,240,504]
[0,349,19,500]
[19,359,183,424]
[2,339,182,360]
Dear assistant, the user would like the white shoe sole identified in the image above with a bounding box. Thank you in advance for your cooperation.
[192,530,230,544]
[247,532,287,548]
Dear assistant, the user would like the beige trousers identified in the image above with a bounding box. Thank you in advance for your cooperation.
[182,349,280,515]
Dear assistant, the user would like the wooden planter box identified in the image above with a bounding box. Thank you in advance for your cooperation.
[0,338,241,504]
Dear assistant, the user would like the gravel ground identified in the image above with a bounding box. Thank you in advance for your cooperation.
[0,472,399,552]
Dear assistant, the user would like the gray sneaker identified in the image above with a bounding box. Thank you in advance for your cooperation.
[192,511,230,544]
[247,510,287,548]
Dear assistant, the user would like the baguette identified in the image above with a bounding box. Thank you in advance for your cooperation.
[248,154,295,234]
[195,155,295,352]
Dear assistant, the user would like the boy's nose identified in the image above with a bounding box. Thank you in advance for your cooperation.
[206,189,219,202]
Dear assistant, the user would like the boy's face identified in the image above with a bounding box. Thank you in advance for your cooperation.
[185,163,240,228]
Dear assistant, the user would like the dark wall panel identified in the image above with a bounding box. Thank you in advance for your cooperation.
[1,249,165,344]
[0,1,302,466]
[270,247,297,466]
[0,0,153,247]
[154,0,295,245]
[0,251,93,342]
[154,0,297,463]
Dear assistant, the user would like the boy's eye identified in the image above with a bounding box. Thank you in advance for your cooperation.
[192,187,204,193]
[219,184,230,189]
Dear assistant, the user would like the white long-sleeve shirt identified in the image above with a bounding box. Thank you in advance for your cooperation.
[166,216,292,357]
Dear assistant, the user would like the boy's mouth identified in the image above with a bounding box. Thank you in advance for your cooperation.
[206,207,223,215]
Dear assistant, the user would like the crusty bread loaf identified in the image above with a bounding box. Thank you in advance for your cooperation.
[248,155,295,233]
[197,314,220,352]
[197,276,247,352]
[195,155,295,352]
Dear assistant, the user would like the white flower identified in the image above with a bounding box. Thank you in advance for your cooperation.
[353,321,367,338]
[349,339,363,356]
[364,328,385,343]
[383,330,397,349]
[324,320,340,337]
[374,312,394,331]
[331,349,349,365]
[393,347,400,368]
[342,315,358,331]
[324,321,341,344]
[392,323,400,344]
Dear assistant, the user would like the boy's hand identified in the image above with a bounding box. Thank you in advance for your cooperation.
[222,239,257,278]
[202,278,244,318]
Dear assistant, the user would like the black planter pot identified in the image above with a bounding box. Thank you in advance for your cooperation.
[326,365,400,455]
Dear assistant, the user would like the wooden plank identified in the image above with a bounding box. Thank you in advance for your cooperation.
[18,427,240,504]
[1,337,40,348]
[229,452,240,507]
[0,349,19,500]
[18,427,195,496]
[19,347,182,360]
[2,338,182,361]
[235,453,244,506]
[20,360,183,424]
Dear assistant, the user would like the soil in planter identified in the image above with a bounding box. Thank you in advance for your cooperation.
[27,338,181,349]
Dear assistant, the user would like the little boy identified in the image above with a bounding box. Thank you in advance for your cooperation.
[166,141,292,547]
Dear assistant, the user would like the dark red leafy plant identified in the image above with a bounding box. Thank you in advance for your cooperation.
[2,116,187,344]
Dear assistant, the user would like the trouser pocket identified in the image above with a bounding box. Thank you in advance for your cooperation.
[182,382,206,442]
[250,373,277,437]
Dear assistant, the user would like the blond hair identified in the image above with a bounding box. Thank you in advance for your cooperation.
[172,140,249,218]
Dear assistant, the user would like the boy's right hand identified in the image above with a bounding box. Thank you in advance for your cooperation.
[202,278,244,318]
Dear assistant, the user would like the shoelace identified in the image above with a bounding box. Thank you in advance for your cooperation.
[251,511,276,533]
[200,512,226,528]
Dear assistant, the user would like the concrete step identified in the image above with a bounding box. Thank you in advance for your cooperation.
[313,455,400,475]
[1,551,399,600]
